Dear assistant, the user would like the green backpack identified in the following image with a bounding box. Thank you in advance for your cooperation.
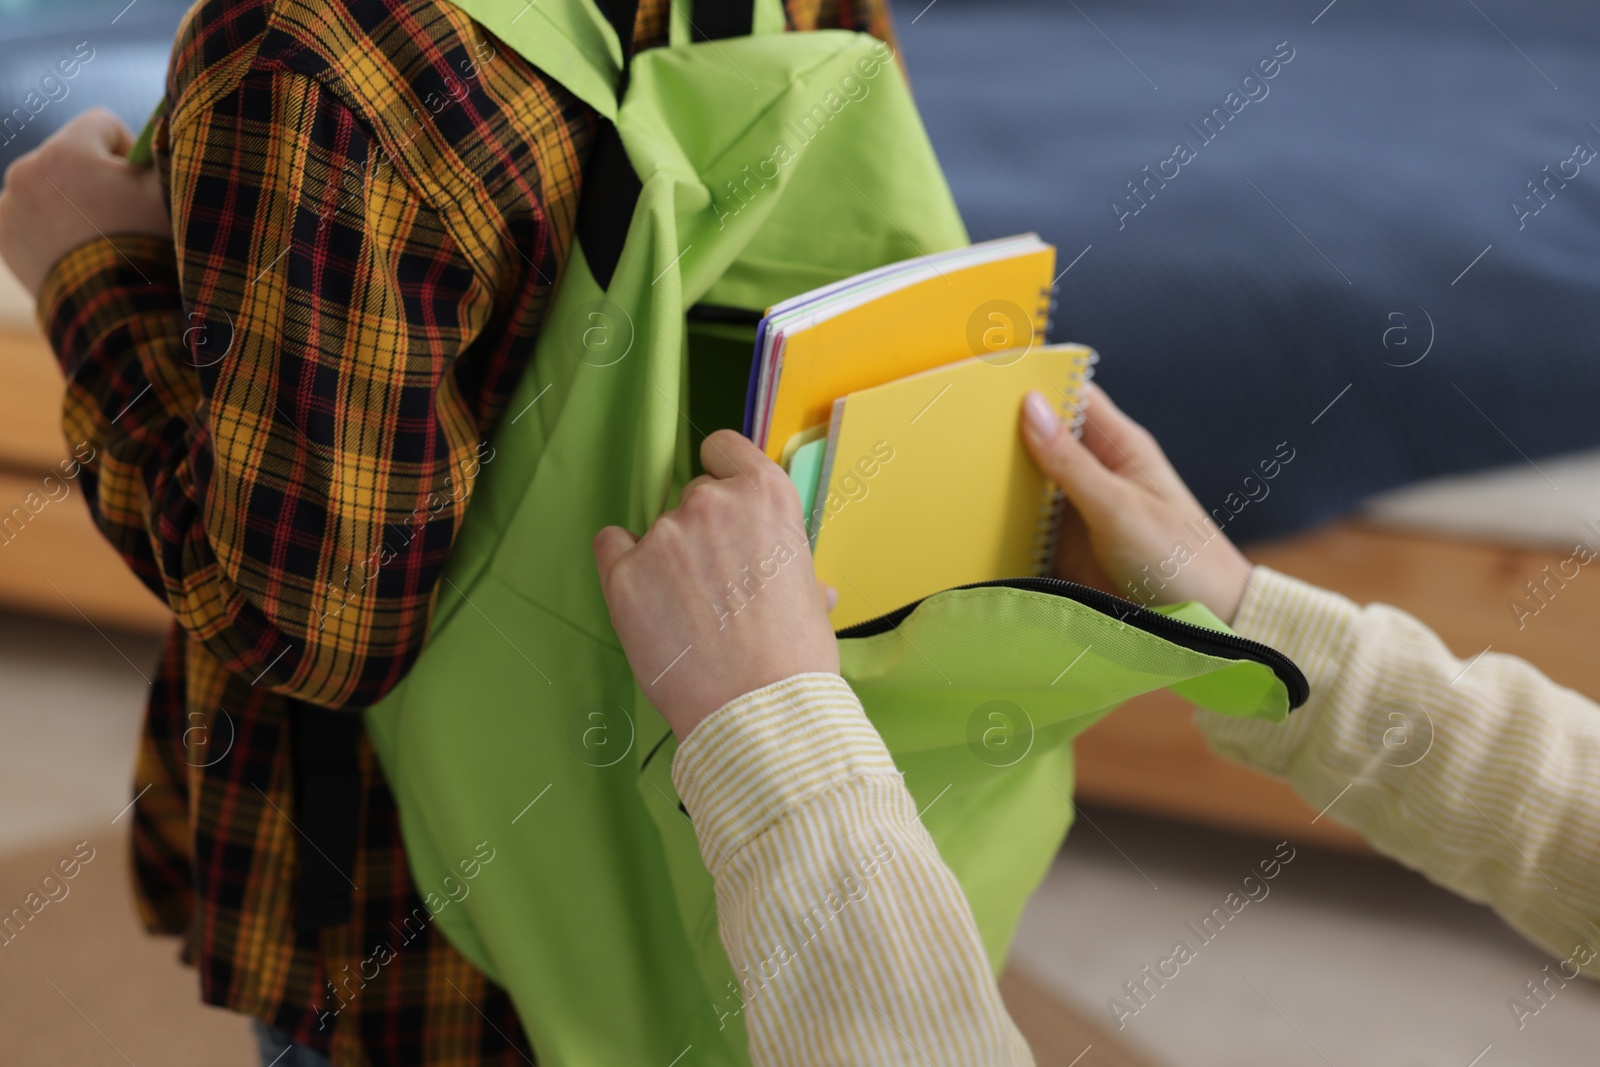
[364,2,1307,1063]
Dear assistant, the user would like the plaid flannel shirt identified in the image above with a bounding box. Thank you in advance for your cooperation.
[38,0,894,1062]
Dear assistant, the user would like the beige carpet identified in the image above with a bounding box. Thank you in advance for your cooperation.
[0,828,1155,1066]
[0,829,253,1064]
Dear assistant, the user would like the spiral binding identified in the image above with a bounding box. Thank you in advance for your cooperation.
[1037,283,1056,350]
[1029,279,1098,576]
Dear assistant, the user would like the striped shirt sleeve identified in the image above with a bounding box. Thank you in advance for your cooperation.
[671,672,1035,1066]
[1195,566,1600,979]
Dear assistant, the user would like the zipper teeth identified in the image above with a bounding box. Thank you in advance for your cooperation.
[836,577,1309,708]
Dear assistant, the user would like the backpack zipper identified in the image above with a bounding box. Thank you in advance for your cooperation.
[835,576,1310,709]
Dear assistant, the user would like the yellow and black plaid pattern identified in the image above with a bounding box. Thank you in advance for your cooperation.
[38,0,893,1062]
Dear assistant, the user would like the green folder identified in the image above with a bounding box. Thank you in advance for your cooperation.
[786,436,826,541]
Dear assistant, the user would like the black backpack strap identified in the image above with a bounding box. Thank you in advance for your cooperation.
[577,0,754,289]
[691,0,754,42]
[289,703,365,932]
[575,154,641,293]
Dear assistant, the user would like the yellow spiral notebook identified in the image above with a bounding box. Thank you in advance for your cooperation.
[810,344,1097,628]
[750,235,1057,462]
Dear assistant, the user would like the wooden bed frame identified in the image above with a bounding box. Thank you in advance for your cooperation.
[4,304,1595,852]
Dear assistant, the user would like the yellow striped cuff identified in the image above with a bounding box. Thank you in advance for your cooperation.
[1233,566,1361,690]
[1198,565,1362,770]
[670,673,897,872]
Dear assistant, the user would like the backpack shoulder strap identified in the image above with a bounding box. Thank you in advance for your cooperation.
[690,0,754,41]
[578,0,756,287]
[575,0,643,289]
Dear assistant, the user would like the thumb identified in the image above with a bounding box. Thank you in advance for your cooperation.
[591,525,638,592]
[1020,391,1127,523]
[70,108,135,157]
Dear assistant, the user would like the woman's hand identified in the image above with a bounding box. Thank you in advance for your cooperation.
[0,109,170,298]
[1020,382,1254,623]
[593,429,839,741]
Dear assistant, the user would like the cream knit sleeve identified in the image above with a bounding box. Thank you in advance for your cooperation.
[1196,566,1600,985]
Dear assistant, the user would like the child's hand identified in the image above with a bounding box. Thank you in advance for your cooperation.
[593,429,840,741]
[1020,382,1254,623]
[0,109,170,298]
